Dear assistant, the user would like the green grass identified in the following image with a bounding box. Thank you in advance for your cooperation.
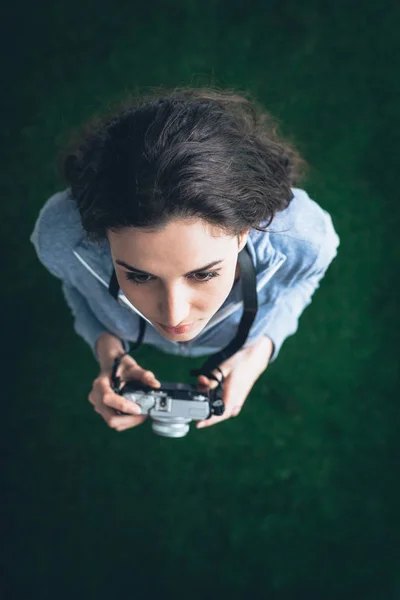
[3,1,400,598]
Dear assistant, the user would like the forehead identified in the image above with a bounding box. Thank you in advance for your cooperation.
[108,218,233,247]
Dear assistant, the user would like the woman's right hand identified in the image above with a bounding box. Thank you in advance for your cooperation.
[88,353,161,432]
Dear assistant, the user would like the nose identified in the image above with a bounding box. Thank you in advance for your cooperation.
[157,284,191,327]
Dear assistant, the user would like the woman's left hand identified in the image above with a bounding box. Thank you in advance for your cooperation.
[195,336,274,429]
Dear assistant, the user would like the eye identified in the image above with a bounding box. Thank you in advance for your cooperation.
[124,273,152,285]
[192,271,220,282]
[124,271,220,286]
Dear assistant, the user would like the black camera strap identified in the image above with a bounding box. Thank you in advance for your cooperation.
[108,242,258,389]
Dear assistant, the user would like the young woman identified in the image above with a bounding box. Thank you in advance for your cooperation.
[30,86,340,431]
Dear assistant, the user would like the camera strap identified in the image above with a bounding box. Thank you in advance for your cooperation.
[108,242,258,390]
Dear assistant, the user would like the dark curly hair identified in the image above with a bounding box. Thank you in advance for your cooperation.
[57,84,309,244]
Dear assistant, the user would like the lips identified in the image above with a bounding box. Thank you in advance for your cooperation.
[159,322,195,334]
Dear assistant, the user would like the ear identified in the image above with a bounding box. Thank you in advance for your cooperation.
[237,229,250,252]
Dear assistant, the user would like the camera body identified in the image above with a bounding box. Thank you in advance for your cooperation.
[115,379,224,438]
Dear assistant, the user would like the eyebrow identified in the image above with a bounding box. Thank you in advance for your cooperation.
[115,259,225,278]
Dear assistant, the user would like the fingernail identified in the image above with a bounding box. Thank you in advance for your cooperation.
[232,406,241,416]
[197,422,205,429]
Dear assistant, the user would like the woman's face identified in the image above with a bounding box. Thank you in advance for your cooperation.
[107,218,249,341]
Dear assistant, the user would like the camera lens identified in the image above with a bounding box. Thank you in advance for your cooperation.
[151,418,191,438]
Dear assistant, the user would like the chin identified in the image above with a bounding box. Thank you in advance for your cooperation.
[185,321,207,339]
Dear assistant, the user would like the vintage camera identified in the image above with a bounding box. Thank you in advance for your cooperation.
[112,374,225,438]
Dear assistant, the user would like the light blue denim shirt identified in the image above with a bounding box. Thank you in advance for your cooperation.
[30,187,340,364]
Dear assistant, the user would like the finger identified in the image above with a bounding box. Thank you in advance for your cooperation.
[197,373,221,390]
[102,387,143,416]
[108,414,148,431]
[196,410,231,429]
[196,414,230,429]
[140,370,161,388]
[115,361,162,389]
[114,414,148,431]
[196,375,210,391]
[88,390,95,406]
[96,374,143,414]
[103,357,159,389]
[196,375,245,428]
[94,403,147,429]
[231,405,242,417]
[196,405,242,429]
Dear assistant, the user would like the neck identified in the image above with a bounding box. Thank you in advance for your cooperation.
[234,261,240,283]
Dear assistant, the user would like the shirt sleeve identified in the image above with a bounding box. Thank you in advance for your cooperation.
[61,282,130,361]
[260,213,340,363]
[29,197,130,362]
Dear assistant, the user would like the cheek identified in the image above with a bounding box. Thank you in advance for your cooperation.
[122,284,148,308]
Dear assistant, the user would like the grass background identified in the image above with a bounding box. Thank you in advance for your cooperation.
[2,0,400,598]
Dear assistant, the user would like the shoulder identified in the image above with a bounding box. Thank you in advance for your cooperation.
[29,188,85,279]
[270,187,338,247]
[250,187,340,279]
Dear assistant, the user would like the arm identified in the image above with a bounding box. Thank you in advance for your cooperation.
[61,282,130,362]
[260,220,340,363]
[190,212,340,429]
[29,198,129,364]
